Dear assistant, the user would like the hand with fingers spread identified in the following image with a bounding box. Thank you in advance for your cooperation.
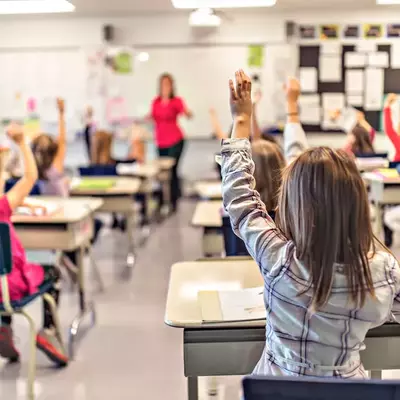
[229,69,253,120]
[285,77,300,104]
[7,123,25,145]
[385,93,397,109]
[56,98,65,114]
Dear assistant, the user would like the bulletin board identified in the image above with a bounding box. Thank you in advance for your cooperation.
[298,43,400,133]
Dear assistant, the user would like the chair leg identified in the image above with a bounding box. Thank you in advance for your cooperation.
[20,310,37,400]
[88,248,105,293]
[42,293,67,355]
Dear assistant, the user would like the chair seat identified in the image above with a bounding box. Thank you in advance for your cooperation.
[0,279,53,312]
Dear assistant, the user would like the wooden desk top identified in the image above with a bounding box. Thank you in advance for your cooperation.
[70,177,141,196]
[155,157,175,170]
[165,259,263,328]
[192,201,222,228]
[355,158,388,172]
[194,181,222,200]
[12,196,103,224]
[116,163,159,179]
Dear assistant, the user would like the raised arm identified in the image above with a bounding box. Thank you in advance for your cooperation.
[251,90,262,141]
[384,94,400,155]
[284,77,308,163]
[209,108,228,140]
[6,124,38,210]
[52,98,66,174]
[357,111,375,142]
[221,70,286,271]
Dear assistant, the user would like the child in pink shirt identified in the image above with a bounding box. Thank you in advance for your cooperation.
[0,124,68,367]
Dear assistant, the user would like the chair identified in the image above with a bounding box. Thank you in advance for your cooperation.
[0,222,65,400]
[5,178,41,195]
[356,152,389,159]
[243,376,400,400]
[78,165,117,177]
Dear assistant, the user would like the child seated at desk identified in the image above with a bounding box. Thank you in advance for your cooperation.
[0,123,68,366]
[221,69,400,378]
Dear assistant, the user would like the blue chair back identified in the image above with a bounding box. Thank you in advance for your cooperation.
[355,152,389,159]
[389,161,400,169]
[243,376,400,400]
[0,223,12,276]
[79,165,117,177]
[5,179,41,195]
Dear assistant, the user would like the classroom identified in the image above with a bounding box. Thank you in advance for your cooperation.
[2,0,400,399]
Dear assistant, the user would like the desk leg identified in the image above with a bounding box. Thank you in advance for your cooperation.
[370,370,383,379]
[88,247,105,293]
[69,245,96,359]
[187,377,199,400]
[122,210,136,279]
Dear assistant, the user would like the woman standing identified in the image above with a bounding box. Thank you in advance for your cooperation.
[150,73,192,212]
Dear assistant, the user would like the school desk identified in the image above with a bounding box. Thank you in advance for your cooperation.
[355,157,389,172]
[70,177,141,273]
[12,196,103,358]
[362,172,400,237]
[192,201,223,256]
[165,259,400,400]
[194,181,222,200]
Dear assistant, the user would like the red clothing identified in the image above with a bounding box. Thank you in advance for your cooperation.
[0,196,44,301]
[151,96,186,148]
[384,107,400,162]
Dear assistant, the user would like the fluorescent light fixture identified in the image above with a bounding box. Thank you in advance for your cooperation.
[137,52,149,62]
[0,0,75,14]
[377,0,400,3]
[189,8,221,27]
[173,0,276,8]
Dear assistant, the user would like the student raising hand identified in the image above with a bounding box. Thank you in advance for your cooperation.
[385,93,397,108]
[56,98,65,114]
[229,69,252,139]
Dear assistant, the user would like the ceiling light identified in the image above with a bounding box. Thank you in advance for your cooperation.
[173,0,276,8]
[137,52,149,62]
[376,0,400,3]
[189,8,221,27]
[0,0,75,14]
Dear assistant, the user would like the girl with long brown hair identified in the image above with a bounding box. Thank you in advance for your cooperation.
[221,70,400,378]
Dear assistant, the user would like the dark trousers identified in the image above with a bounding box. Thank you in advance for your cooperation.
[1,265,61,330]
[158,139,185,209]
[84,125,92,162]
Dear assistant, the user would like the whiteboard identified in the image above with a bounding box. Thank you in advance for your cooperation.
[0,49,86,137]
[109,44,294,138]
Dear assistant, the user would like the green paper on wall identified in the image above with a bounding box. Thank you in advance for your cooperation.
[248,45,264,68]
[114,52,132,74]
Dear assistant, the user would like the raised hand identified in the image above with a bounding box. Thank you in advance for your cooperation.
[385,93,397,108]
[56,98,65,114]
[357,110,365,122]
[6,123,24,145]
[229,69,253,120]
[285,77,300,104]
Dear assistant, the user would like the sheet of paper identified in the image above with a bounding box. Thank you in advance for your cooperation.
[337,107,358,132]
[345,70,364,94]
[322,93,345,129]
[319,55,341,82]
[345,52,366,68]
[391,43,400,68]
[299,94,321,124]
[368,52,389,68]
[364,68,384,111]
[299,67,317,93]
[357,42,377,53]
[347,94,363,107]
[321,42,341,55]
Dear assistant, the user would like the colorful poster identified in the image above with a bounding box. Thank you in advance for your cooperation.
[343,25,360,38]
[320,25,339,40]
[364,24,383,39]
[387,24,400,38]
[113,51,132,74]
[299,25,316,39]
[247,45,264,68]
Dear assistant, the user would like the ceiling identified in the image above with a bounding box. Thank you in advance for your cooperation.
[68,0,397,15]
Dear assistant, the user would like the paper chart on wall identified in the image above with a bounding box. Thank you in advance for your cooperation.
[364,68,384,111]
[321,42,341,55]
[345,52,366,68]
[391,43,400,68]
[299,67,318,93]
[319,55,341,82]
[298,94,321,124]
[322,93,345,129]
[368,52,389,68]
[345,70,364,94]
[347,95,363,107]
[357,42,377,53]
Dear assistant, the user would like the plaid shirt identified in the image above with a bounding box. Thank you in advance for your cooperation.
[221,124,400,378]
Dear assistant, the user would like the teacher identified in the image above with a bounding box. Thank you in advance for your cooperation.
[150,73,192,213]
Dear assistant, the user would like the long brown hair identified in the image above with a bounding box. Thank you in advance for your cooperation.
[275,147,376,311]
[252,140,285,211]
[351,124,375,155]
[31,134,59,180]
[92,131,114,165]
[158,73,176,99]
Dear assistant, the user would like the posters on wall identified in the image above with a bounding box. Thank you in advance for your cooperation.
[299,25,316,39]
[299,94,320,124]
[344,52,366,68]
[320,25,339,40]
[320,55,341,82]
[363,24,383,39]
[364,68,384,111]
[387,24,400,38]
[368,52,389,68]
[345,70,364,94]
[247,45,264,68]
[343,25,360,38]
[322,93,345,129]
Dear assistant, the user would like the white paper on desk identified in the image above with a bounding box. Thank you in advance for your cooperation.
[357,42,377,53]
[345,52,366,68]
[368,52,389,68]
[347,94,364,107]
[322,93,345,130]
[345,70,364,94]
[219,287,266,322]
[299,94,321,124]
[321,42,341,55]
[391,43,400,68]
[364,68,384,111]
[319,55,341,82]
[299,67,318,93]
